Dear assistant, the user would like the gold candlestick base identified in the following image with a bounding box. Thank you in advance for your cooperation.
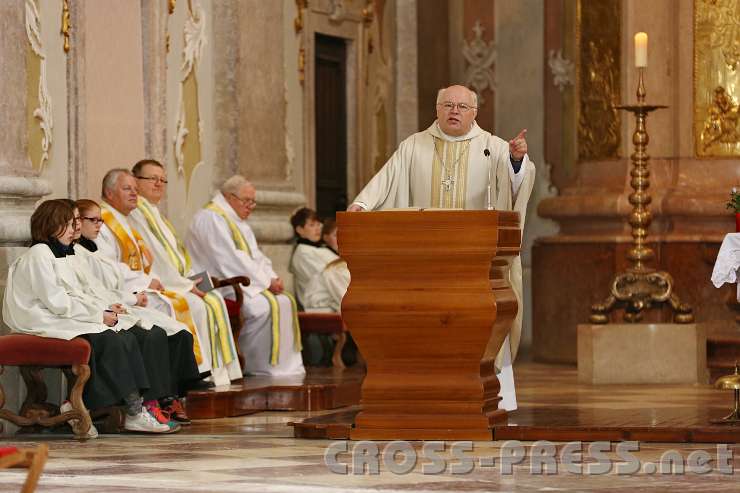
[589,69,694,325]
[590,269,694,324]
[710,363,740,425]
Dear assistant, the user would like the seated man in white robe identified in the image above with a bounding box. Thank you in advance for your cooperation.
[347,85,534,411]
[129,159,242,385]
[289,207,349,313]
[95,169,215,382]
[186,176,304,377]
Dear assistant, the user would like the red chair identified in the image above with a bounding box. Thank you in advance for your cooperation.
[297,312,347,369]
[212,276,251,369]
[0,443,48,493]
[0,335,93,440]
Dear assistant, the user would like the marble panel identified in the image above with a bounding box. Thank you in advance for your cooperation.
[578,323,708,384]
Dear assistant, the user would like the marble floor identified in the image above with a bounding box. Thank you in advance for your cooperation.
[1,362,739,492]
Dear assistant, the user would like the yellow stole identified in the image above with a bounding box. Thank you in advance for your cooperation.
[206,202,302,365]
[100,203,203,365]
[137,198,236,367]
[431,138,470,209]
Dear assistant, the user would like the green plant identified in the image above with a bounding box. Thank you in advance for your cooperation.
[727,187,740,213]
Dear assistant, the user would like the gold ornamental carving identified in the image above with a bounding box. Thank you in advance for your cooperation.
[576,0,621,161]
[294,0,308,33]
[61,0,71,53]
[695,0,740,156]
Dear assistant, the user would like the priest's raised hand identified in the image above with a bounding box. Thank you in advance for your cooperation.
[509,129,528,161]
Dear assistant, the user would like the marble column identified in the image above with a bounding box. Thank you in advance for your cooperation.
[0,0,52,434]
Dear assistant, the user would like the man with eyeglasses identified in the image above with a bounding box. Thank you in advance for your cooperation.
[185,175,305,377]
[128,159,243,386]
[347,84,536,411]
[95,169,218,398]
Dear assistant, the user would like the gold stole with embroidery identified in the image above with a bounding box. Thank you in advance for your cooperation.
[101,203,203,364]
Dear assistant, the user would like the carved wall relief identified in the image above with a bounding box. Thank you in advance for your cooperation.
[694,0,740,156]
[576,0,621,162]
[25,0,53,171]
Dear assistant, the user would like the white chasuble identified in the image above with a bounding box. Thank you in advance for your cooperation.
[130,197,242,384]
[186,193,305,377]
[351,120,536,411]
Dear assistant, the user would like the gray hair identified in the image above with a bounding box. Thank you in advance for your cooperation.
[436,86,478,108]
[220,175,253,196]
[102,168,134,197]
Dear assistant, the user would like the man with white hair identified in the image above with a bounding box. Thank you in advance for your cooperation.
[186,176,304,377]
[95,169,217,388]
[348,84,535,411]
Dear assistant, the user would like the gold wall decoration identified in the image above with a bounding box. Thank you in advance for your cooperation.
[26,0,53,171]
[294,0,308,33]
[173,0,206,193]
[576,0,621,162]
[61,0,70,53]
[694,0,740,156]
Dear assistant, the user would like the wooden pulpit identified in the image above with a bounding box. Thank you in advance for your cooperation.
[338,210,521,440]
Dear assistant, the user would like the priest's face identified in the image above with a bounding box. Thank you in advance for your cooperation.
[105,173,139,215]
[135,163,167,204]
[436,85,477,137]
[227,183,257,220]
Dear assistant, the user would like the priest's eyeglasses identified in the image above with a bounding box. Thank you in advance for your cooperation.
[230,193,257,208]
[136,175,169,184]
[437,101,477,112]
[82,217,104,225]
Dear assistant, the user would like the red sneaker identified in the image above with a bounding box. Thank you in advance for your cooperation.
[164,399,191,425]
[145,402,181,432]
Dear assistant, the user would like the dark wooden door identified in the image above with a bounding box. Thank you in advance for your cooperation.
[314,34,348,218]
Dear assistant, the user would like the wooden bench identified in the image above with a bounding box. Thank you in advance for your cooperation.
[0,334,93,440]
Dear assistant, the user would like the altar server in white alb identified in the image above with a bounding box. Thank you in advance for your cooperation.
[348,85,535,410]
[95,169,214,378]
[186,176,305,377]
[128,159,242,385]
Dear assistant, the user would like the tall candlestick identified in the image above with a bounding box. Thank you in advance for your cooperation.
[635,32,648,68]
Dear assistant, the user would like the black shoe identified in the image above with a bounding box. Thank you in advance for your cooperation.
[188,379,215,391]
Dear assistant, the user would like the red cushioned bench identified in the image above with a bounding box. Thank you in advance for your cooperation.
[297,312,347,369]
[0,334,93,440]
[0,443,48,493]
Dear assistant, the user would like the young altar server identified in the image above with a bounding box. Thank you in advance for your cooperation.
[289,208,349,313]
[2,200,174,435]
[73,199,199,425]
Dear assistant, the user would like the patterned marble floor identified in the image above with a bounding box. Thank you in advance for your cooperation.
[1,361,739,492]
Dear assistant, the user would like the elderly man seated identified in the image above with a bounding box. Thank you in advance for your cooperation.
[95,169,217,383]
[186,176,304,376]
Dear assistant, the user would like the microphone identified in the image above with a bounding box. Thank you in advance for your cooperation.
[484,149,494,210]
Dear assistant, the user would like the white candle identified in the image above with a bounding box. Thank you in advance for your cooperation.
[635,32,648,68]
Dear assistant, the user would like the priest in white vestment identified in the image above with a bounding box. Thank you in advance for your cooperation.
[95,169,215,377]
[348,85,535,411]
[186,176,305,377]
[128,159,242,384]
